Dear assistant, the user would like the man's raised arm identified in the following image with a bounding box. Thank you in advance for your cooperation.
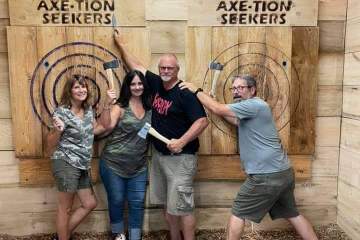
[114,29,147,75]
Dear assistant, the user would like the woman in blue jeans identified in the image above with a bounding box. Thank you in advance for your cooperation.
[97,70,152,240]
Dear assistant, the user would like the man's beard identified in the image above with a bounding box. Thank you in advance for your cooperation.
[160,75,172,82]
[233,94,242,102]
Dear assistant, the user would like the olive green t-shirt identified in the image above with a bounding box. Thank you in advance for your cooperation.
[101,105,151,177]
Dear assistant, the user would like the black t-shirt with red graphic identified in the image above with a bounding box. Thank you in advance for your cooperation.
[145,71,206,155]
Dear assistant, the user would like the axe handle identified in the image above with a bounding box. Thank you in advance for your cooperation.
[210,70,221,98]
[148,127,170,145]
[105,68,114,90]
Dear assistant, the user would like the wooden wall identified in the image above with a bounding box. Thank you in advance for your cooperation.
[0,0,352,237]
[337,0,360,239]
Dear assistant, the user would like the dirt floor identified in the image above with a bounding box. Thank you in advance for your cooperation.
[0,224,351,240]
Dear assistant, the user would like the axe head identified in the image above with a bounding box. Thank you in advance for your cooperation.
[137,122,151,139]
[209,61,224,71]
[103,59,120,70]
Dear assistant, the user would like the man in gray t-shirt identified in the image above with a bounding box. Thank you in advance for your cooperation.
[180,76,318,240]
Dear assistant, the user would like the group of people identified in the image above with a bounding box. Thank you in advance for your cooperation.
[48,29,318,240]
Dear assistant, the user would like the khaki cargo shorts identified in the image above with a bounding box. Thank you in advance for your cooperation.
[149,148,197,216]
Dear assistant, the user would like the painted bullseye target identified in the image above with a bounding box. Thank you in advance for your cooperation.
[203,42,300,138]
[30,42,126,128]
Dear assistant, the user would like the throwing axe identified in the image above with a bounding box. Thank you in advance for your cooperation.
[103,59,121,89]
[209,61,224,98]
[138,122,170,144]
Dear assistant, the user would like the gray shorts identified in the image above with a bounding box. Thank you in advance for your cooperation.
[149,148,197,216]
[232,168,299,223]
[52,158,92,192]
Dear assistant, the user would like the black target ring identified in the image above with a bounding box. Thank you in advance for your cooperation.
[202,42,301,138]
[30,42,125,128]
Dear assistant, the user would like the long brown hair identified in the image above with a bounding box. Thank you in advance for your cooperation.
[59,75,92,109]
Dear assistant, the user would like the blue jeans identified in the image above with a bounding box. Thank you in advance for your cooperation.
[100,160,147,240]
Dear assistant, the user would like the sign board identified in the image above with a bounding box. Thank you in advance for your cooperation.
[188,0,318,26]
[8,0,145,26]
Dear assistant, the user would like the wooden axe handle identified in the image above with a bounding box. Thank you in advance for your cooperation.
[105,68,114,90]
[148,127,170,144]
[210,70,221,98]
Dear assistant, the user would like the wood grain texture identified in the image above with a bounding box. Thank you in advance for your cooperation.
[344,52,360,85]
[19,155,312,185]
[0,19,9,53]
[186,27,212,154]
[343,86,360,119]
[7,27,43,157]
[0,151,19,185]
[317,85,342,117]
[149,21,186,54]
[211,27,238,154]
[0,119,12,150]
[318,0,347,21]
[0,52,8,85]
[340,118,360,150]
[0,83,10,118]
[346,0,360,53]
[145,0,187,20]
[289,27,318,154]
[319,20,345,52]
[318,52,344,86]
[0,0,9,18]
[313,146,339,177]
[315,117,341,147]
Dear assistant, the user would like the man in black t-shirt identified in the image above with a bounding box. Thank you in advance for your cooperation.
[114,30,208,240]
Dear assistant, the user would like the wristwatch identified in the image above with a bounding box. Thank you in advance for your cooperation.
[194,88,203,95]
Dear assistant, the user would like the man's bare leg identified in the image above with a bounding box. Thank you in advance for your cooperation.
[227,214,245,240]
[287,215,318,240]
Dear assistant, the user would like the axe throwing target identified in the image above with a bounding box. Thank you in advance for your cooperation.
[30,42,125,128]
[203,42,301,138]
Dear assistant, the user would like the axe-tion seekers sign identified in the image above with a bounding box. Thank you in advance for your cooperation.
[37,0,114,25]
[189,0,318,26]
[8,0,145,26]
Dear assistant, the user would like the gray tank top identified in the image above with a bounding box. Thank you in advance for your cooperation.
[101,105,151,177]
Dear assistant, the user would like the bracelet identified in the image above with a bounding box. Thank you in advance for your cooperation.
[194,88,203,95]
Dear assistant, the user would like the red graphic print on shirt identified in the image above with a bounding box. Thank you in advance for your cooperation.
[152,93,173,116]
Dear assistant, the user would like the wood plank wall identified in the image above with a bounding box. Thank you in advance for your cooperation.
[337,0,360,239]
[0,0,352,237]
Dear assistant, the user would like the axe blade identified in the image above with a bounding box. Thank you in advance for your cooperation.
[103,59,120,70]
[209,61,224,71]
[138,122,151,139]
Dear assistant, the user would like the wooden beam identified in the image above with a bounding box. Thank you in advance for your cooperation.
[318,52,344,86]
[19,154,312,185]
[344,52,360,86]
[149,21,186,54]
[289,27,318,154]
[145,0,187,20]
[315,117,341,147]
[317,85,342,117]
[319,20,345,52]
[318,0,347,21]
[7,26,43,158]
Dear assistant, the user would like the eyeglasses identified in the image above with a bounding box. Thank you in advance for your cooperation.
[159,66,176,71]
[229,85,250,91]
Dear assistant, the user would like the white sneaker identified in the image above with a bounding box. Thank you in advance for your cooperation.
[114,233,126,240]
